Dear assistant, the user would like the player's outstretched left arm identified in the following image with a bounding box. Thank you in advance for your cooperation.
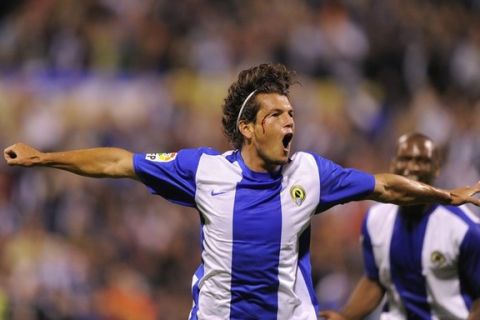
[369,173,480,207]
[4,142,137,179]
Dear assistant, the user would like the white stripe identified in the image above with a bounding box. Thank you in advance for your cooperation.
[194,154,243,319]
[189,273,199,320]
[460,204,480,223]
[292,269,318,320]
[367,204,406,318]
[422,207,470,319]
[278,152,320,319]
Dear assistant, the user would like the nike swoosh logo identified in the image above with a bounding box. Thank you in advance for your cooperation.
[211,190,227,196]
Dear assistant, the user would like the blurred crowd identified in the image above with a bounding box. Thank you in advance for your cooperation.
[0,0,479,319]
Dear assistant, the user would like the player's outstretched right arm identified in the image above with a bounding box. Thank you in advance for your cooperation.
[4,143,137,179]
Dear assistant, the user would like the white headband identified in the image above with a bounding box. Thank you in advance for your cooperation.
[236,90,257,130]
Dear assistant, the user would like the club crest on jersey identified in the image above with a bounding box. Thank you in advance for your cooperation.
[290,185,306,206]
[430,250,446,267]
[145,152,177,162]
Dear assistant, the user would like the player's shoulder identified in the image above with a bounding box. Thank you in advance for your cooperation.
[362,203,398,237]
[283,151,322,172]
[167,146,220,162]
[430,205,480,246]
[288,151,333,168]
[141,147,221,162]
[366,203,399,223]
[434,204,480,227]
[152,147,222,171]
[293,151,327,161]
[180,146,222,156]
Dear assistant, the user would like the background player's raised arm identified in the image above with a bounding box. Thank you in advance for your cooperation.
[4,142,136,179]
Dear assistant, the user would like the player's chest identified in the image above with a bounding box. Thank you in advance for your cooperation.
[385,215,459,276]
[195,176,319,241]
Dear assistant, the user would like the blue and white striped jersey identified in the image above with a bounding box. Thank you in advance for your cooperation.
[362,203,480,320]
[134,147,375,320]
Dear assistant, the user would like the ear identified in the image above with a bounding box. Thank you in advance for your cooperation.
[238,121,254,140]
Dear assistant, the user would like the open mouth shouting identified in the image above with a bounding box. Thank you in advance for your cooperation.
[282,132,294,153]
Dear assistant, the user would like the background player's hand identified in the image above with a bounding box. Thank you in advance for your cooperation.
[319,310,347,320]
[449,181,480,206]
[4,143,42,167]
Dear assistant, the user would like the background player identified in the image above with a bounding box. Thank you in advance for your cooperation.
[320,132,480,320]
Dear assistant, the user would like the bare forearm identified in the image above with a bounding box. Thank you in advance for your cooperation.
[369,173,452,205]
[340,277,384,320]
[40,148,135,178]
[8,145,136,179]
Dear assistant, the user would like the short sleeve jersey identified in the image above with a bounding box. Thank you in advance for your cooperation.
[134,148,375,320]
[362,203,480,319]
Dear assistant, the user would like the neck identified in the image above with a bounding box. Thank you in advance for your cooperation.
[400,204,428,219]
[240,147,281,174]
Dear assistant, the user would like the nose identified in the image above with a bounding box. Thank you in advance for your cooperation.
[283,113,294,129]
[405,159,421,173]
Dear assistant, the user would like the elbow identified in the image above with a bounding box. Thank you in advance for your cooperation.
[102,164,127,178]
[105,156,135,178]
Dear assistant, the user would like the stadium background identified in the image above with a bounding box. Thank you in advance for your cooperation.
[0,0,479,318]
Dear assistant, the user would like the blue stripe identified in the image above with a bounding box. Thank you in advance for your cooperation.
[390,207,434,319]
[362,210,379,281]
[190,219,206,319]
[229,177,283,319]
[189,264,204,320]
[298,227,319,312]
[308,153,375,213]
[134,147,220,207]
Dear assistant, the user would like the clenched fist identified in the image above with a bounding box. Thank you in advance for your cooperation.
[3,143,42,166]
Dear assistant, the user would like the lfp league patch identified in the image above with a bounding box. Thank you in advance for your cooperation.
[145,152,177,162]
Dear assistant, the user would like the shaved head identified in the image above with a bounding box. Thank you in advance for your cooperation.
[391,132,440,184]
[396,133,435,154]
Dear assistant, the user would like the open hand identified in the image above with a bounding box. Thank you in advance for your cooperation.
[3,143,42,167]
[449,181,480,206]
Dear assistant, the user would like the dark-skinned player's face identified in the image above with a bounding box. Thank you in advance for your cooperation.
[251,93,295,165]
[392,137,439,184]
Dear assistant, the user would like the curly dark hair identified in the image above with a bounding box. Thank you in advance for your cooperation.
[222,63,296,149]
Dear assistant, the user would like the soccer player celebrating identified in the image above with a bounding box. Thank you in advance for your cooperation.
[320,133,480,320]
[4,64,480,320]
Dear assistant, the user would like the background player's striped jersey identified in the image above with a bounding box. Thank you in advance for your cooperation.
[363,203,480,320]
